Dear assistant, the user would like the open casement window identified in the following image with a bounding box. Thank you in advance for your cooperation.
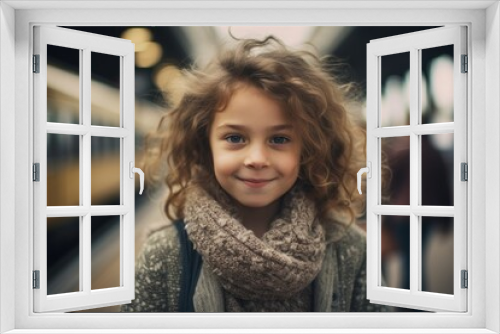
[33,26,138,312]
[365,26,467,312]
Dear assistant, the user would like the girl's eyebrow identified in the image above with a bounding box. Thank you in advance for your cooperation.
[216,124,293,131]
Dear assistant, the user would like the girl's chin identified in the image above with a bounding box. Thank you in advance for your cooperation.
[232,195,281,209]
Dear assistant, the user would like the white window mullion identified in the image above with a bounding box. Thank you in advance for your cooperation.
[47,122,87,135]
[82,47,92,296]
[82,214,91,295]
[409,47,419,296]
[90,206,129,216]
[120,216,124,287]
[79,217,84,292]
[372,126,412,138]
[373,205,455,216]
[372,205,411,215]
[373,123,454,138]
[46,122,130,138]
[412,123,454,135]
[78,48,84,294]
[46,206,130,217]
[90,126,130,138]
[122,49,135,292]
[119,55,125,288]
[412,206,455,217]
[366,41,380,298]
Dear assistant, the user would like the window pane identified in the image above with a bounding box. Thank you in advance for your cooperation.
[47,133,80,206]
[47,217,80,295]
[381,215,410,290]
[421,134,454,206]
[91,137,121,206]
[421,216,453,294]
[91,52,121,127]
[381,137,410,205]
[380,52,410,127]
[91,216,121,290]
[47,45,80,124]
[421,45,454,124]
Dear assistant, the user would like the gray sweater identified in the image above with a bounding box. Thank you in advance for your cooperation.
[121,222,389,312]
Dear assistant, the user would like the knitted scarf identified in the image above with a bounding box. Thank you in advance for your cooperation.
[184,183,326,311]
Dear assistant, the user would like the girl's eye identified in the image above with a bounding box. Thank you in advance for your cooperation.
[270,136,290,144]
[225,135,244,144]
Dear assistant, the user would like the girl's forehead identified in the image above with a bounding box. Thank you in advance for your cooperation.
[213,86,291,125]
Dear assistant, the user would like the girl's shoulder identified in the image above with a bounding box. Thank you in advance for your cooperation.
[337,222,366,247]
[122,221,184,312]
[324,216,366,247]
[335,223,367,263]
[139,221,184,265]
[324,219,367,268]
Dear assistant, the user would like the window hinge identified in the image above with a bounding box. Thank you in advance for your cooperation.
[33,163,40,182]
[461,163,468,181]
[461,55,468,73]
[33,54,40,73]
[33,270,40,289]
[461,270,468,289]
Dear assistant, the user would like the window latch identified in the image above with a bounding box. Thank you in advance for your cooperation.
[129,162,144,195]
[357,162,372,194]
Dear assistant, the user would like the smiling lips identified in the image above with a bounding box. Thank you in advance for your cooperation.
[238,177,274,188]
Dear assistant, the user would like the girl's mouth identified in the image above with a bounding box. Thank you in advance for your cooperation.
[239,178,273,188]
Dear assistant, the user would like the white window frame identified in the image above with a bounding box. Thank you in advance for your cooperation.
[366,26,468,312]
[33,25,136,313]
[0,1,499,334]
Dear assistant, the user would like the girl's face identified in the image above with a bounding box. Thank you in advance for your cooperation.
[209,85,301,210]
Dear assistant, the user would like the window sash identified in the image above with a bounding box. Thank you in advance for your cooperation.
[32,25,136,313]
[366,26,468,312]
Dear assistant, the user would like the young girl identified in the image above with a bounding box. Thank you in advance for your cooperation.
[121,36,388,313]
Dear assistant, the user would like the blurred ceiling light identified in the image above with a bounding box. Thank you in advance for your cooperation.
[154,64,181,88]
[122,28,162,68]
[429,56,454,112]
[431,132,454,151]
[381,75,408,127]
[121,27,152,45]
[421,74,429,117]
[213,26,314,48]
[135,41,163,68]
[154,64,185,105]
[404,70,429,117]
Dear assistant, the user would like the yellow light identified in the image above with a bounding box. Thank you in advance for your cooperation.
[154,64,181,88]
[154,64,185,105]
[121,28,152,45]
[135,42,163,68]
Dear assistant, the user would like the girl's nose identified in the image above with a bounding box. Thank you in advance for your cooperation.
[244,144,270,169]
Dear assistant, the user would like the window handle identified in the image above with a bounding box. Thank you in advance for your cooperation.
[129,161,144,195]
[357,162,371,195]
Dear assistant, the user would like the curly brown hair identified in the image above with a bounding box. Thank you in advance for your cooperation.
[144,36,368,227]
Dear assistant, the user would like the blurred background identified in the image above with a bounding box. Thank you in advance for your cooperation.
[45,26,454,312]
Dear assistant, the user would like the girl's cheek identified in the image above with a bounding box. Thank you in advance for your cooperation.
[213,152,239,167]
